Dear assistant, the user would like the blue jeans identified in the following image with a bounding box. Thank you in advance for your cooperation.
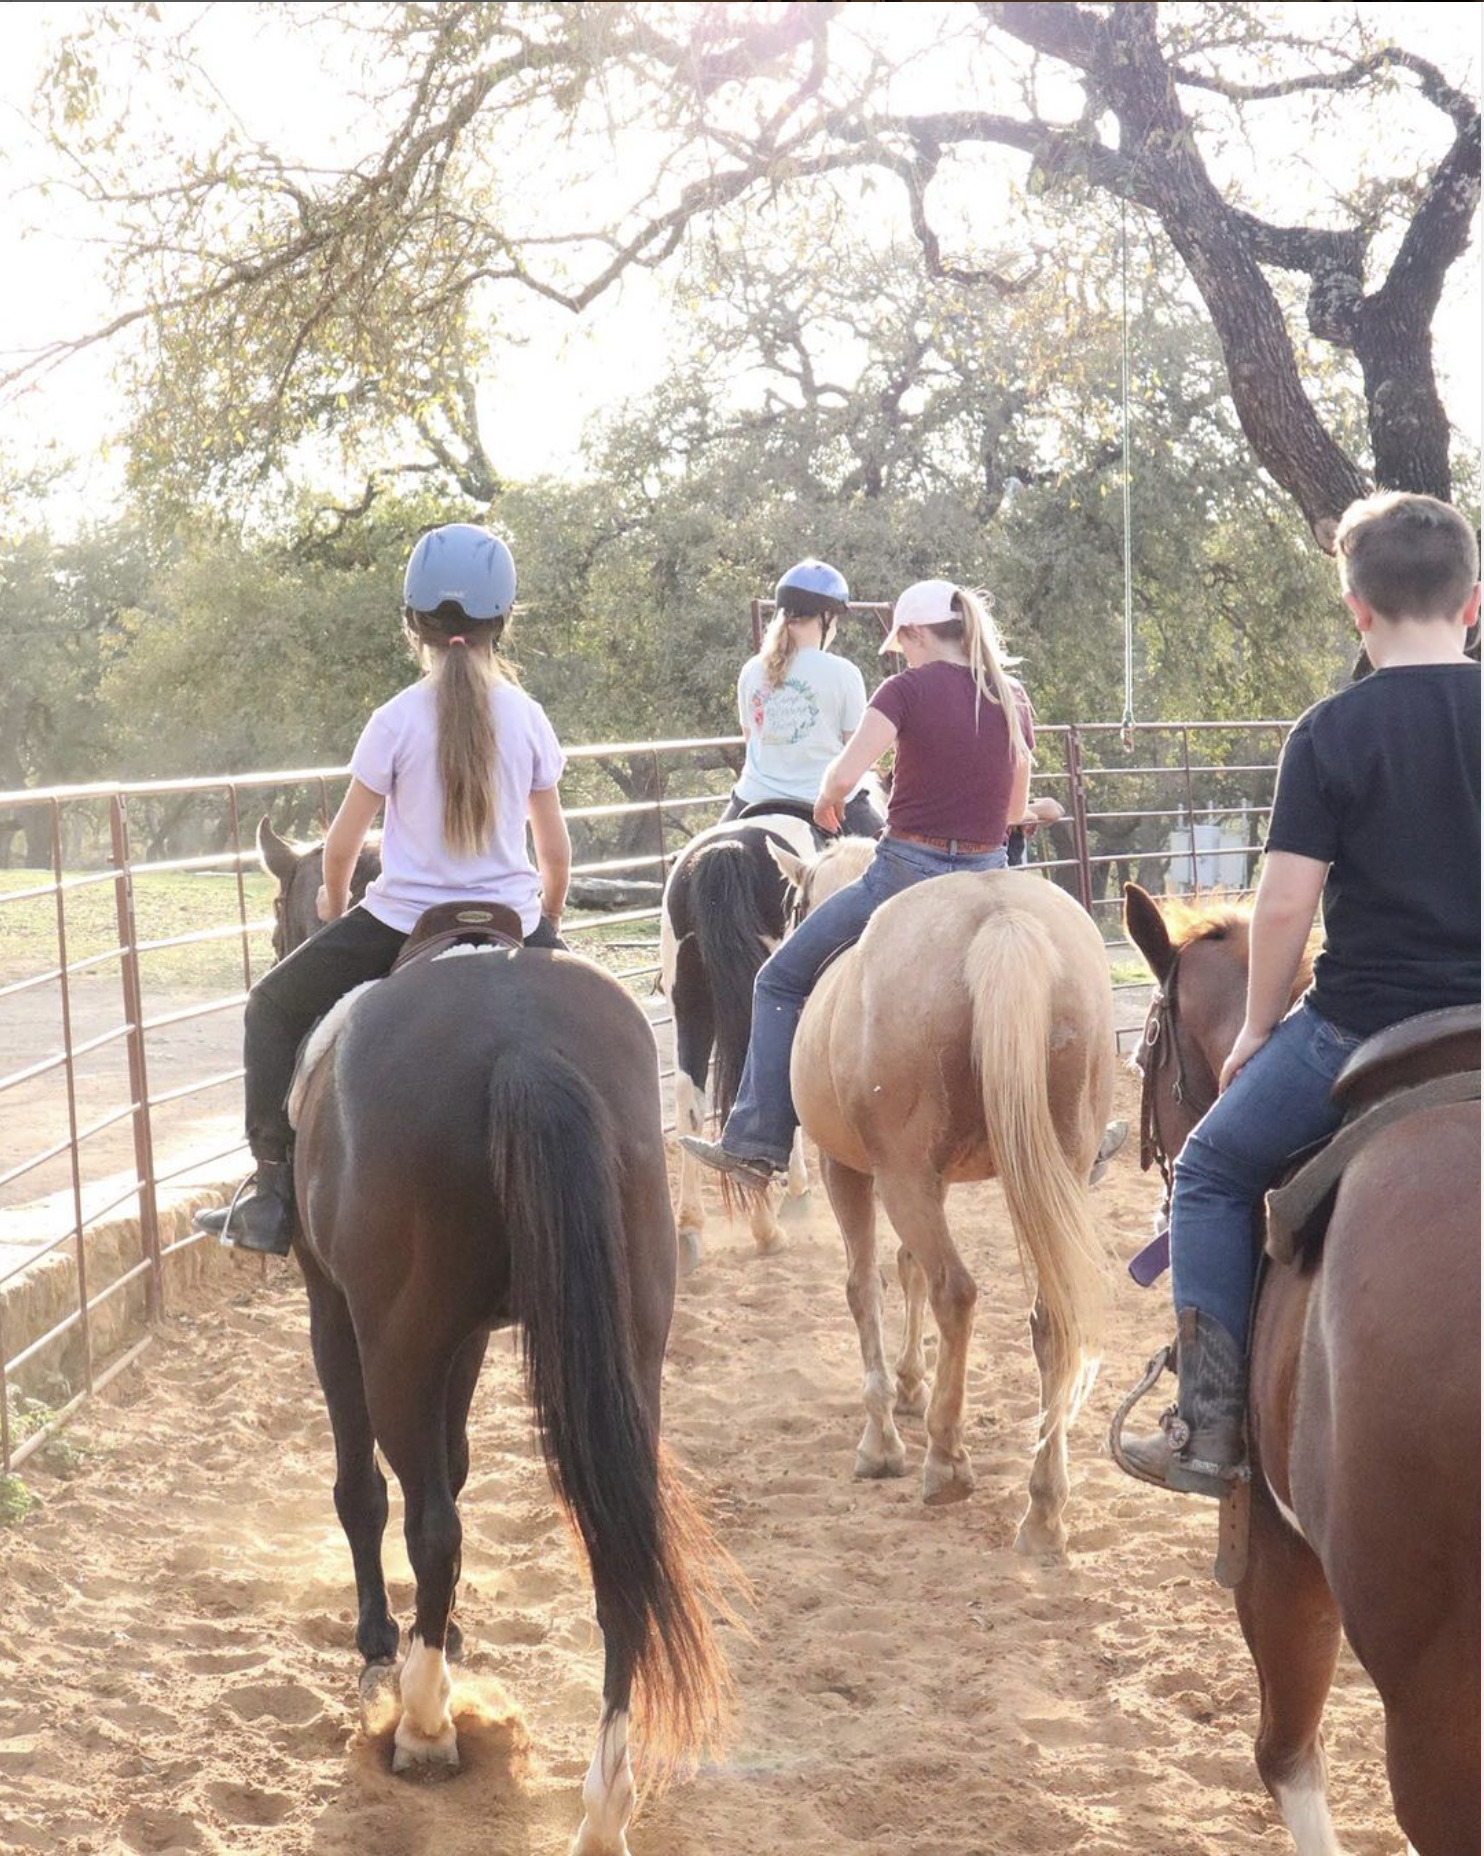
[1169,1000,1363,1347]
[721,837,1008,1165]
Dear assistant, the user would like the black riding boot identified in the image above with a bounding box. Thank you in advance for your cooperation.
[1114,1308,1247,1497]
[193,1155,296,1257]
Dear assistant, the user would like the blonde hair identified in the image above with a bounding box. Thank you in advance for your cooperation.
[759,609,834,690]
[914,587,1030,760]
[406,614,515,857]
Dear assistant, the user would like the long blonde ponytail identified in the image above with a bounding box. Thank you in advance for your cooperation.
[407,617,512,857]
[949,587,1031,760]
[758,611,799,690]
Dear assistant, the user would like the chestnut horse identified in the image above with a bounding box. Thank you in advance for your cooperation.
[776,838,1114,1556]
[1124,883,1479,1855]
[259,823,730,1852]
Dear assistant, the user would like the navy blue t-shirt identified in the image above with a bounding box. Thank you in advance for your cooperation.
[1265,663,1481,1037]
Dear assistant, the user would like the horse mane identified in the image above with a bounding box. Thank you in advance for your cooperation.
[1160,893,1316,993]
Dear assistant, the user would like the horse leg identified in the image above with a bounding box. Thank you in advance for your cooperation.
[876,1170,976,1506]
[364,1337,464,1772]
[1235,1486,1343,1855]
[785,1126,810,1201]
[1015,1294,1072,1560]
[746,1177,788,1256]
[440,1327,489,1666]
[674,1066,710,1275]
[821,1152,906,1480]
[300,1255,398,1666]
[893,1244,930,1419]
[1378,1649,1480,1856]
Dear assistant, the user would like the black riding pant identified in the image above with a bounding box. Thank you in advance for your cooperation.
[244,904,563,1157]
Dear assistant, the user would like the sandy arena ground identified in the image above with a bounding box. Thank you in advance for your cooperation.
[0,1069,1403,1856]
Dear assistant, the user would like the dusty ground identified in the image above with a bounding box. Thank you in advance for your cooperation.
[0,1069,1402,1856]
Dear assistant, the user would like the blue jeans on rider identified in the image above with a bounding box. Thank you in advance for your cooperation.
[719,836,1008,1168]
[1169,999,1363,1349]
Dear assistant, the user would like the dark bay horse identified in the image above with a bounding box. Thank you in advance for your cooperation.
[659,807,822,1266]
[1123,883,1479,1855]
[256,816,380,958]
[258,826,730,1849]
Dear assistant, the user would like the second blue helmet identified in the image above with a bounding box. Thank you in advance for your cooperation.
[775,558,850,618]
[404,524,517,622]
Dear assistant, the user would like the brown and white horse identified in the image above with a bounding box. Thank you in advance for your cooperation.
[659,809,823,1267]
[775,838,1115,1556]
[1124,883,1480,1856]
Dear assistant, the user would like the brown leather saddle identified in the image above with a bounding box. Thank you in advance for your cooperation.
[1265,1004,1481,1264]
[390,901,525,976]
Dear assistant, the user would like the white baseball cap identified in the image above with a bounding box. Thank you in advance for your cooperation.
[879,578,959,654]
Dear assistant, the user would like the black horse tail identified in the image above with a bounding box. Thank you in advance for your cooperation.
[490,1049,733,1768]
[688,839,773,1122]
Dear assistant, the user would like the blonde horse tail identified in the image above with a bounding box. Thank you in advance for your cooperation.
[964,906,1103,1432]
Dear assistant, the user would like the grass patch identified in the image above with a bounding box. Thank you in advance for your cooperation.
[0,1474,37,1524]
[0,867,278,992]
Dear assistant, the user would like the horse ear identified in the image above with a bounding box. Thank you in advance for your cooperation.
[256,815,300,886]
[1124,883,1176,986]
[767,840,808,890]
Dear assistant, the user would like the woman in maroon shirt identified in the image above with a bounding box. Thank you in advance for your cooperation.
[683,579,1033,1188]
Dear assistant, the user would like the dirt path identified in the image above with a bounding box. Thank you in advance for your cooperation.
[0,1070,1401,1856]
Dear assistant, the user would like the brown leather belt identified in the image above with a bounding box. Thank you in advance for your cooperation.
[885,827,1000,855]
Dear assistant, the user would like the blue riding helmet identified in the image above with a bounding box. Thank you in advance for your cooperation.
[404,525,517,622]
[775,558,850,618]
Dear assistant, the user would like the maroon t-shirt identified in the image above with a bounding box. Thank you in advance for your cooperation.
[868,660,1034,843]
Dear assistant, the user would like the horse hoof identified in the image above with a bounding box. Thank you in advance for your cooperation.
[753,1229,787,1257]
[1013,1520,1068,1563]
[894,1382,930,1419]
[571,1823,631,1856]
[779,1189,811,1219]
[358,1660,399,1709]
[854,1447,908,1480]
[392,1721,460,1773]
[921,1453,975,1506]
[678,1229,702,1276]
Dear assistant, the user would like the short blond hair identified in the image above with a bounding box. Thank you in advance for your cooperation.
[1335,492,1478,621]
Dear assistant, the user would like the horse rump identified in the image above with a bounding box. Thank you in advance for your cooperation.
[487,1046,732,1766]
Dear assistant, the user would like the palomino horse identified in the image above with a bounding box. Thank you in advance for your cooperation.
[773,837,1114,1556]
[1123,883,1479,1855]
[659,806,824,1267]
[259,833,730,1851]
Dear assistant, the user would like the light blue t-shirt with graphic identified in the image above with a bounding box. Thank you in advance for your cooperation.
[733,646,868,806]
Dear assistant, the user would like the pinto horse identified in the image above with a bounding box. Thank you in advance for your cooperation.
[1123,883,1480,1856]
[659,806,824,1267]
[257,825,730,1850]
[775,837,1114,1555]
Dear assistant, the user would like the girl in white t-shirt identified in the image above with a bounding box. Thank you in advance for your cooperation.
[195,524,571,1256]
[720,559,884,837]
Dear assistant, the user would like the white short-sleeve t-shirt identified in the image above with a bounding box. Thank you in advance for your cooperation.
[350,678,565,936]
[733,646,868,806]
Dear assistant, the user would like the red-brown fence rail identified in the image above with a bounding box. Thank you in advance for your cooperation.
[0,720,1289,1471]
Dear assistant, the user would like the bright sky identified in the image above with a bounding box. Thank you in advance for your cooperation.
[0,1,1478,525]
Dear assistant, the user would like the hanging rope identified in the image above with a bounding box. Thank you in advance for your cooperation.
[1118,192,1136,751]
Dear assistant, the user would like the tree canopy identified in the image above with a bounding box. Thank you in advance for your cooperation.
[16,1,1478,542]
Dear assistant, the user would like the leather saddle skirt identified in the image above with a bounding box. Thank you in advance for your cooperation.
[1265,1004,1481,1264]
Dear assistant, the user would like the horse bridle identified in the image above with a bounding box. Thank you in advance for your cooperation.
[1137,948,1218,1201]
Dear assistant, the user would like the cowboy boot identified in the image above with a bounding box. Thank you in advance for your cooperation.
[193,1155,296,1257]
[1115,1308,1247,1497]
[1090,1119,1129,1185]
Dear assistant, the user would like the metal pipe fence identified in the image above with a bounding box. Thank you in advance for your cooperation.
[0,719,1288,1470]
